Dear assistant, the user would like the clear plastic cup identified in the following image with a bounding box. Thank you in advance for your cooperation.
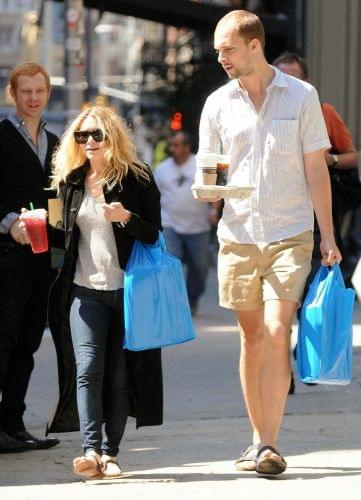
[216,154,230,186]
[21,209,48,254]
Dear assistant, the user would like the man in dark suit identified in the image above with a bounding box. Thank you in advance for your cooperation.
[0,62,60,452]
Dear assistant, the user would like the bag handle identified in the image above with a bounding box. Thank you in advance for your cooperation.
[145,232,166,270]
[311,264,329,289]
[158,231,167,252]
[330,262,345,289]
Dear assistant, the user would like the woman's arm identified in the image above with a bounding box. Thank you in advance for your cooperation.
[103,168,161,244]
[126,170,161,243]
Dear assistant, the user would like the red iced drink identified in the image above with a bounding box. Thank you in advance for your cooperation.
[22,209,48,253]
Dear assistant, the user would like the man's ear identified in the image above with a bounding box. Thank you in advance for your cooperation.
[250,38,260,52]
[6,85,16,105]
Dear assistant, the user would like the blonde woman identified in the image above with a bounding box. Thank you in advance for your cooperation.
[48,106,163,479]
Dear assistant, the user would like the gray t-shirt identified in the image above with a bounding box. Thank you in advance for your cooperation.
[74,185,124,290]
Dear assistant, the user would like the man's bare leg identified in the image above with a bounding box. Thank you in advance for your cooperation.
[236,308,265,445]
[259,299,297,447]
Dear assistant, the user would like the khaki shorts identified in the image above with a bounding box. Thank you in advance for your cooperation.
[218,231,313,311]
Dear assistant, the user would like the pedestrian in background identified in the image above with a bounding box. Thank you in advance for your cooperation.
[49,105,163,479]
[0,62,60,453]
[197,10,341,475]
[274,51,358,279]
[154,131,219,316]
[273,52,359,393]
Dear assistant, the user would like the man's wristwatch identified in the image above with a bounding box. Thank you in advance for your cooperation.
[331,154,339,167]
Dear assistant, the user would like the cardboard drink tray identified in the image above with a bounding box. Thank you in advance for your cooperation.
[192,184,255,199]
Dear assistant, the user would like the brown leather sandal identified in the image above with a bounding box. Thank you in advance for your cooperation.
[256,445,287,475]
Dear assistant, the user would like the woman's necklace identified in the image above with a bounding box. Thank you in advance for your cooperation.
[86,172,104,199]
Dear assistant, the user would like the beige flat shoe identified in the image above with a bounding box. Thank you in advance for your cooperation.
[73,453,104,479]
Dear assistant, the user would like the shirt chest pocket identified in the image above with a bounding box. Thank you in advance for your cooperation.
[266,119,299,154]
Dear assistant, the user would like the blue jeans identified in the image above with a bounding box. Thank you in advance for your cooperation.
[70,285,130,456]
[163,228,210,307]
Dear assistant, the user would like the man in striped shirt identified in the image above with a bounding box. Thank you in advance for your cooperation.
[197,10,341,475]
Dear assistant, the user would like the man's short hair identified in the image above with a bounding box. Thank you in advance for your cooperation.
[172,131,191,147]
[8,62,51,93]
[272,52,309,80]
[216,10,265,50]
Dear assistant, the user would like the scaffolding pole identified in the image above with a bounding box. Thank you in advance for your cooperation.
[65,0,85,120]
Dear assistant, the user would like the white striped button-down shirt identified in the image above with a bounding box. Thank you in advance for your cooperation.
[198,66,330,244]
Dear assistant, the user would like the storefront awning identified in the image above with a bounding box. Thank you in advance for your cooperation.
[52,0,288,34]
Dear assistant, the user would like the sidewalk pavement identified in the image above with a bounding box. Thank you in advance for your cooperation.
[0,269,360,499]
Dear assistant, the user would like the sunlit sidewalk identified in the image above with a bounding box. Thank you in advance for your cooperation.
[1,269,360,499]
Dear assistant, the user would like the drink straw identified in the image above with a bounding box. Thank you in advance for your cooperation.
[29,202,34,210]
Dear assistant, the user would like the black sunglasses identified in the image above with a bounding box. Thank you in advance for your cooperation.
[74,128,106,144]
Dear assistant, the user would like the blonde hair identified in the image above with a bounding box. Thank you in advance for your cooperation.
[51,105,149,192]
[216,10,265,50]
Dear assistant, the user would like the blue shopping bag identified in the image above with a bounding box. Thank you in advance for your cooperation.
[297,263,355,385]
[123,232,196,351]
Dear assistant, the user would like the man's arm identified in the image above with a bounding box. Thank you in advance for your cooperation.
[196,97,222,202]
[304,149,342,265]
[0,209,30,245]
[322,103,358,169]
[325,148,358,170]
[0,138,28,243]
[0,212,19,234]
[208,200,222,225]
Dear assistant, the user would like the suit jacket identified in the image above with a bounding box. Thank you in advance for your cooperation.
[0,118,62,250]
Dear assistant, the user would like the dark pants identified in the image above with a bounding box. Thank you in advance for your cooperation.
[70,285,130,456]
[162,228,210,308]
[0,247,53,433]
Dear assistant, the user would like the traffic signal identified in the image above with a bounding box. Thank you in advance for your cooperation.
[170,111,183,131]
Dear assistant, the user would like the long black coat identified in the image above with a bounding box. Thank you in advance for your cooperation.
[47,162,163,434]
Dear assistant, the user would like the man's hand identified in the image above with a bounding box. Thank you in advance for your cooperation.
[208,201,222,226]
[208,209,218,226]
[320,237,342,266]
[9,217,30,245]
[193,191,221,203]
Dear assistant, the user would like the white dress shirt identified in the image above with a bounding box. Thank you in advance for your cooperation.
[198,66,331,244]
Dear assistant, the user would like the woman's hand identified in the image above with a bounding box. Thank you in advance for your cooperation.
[102,202,131,224]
